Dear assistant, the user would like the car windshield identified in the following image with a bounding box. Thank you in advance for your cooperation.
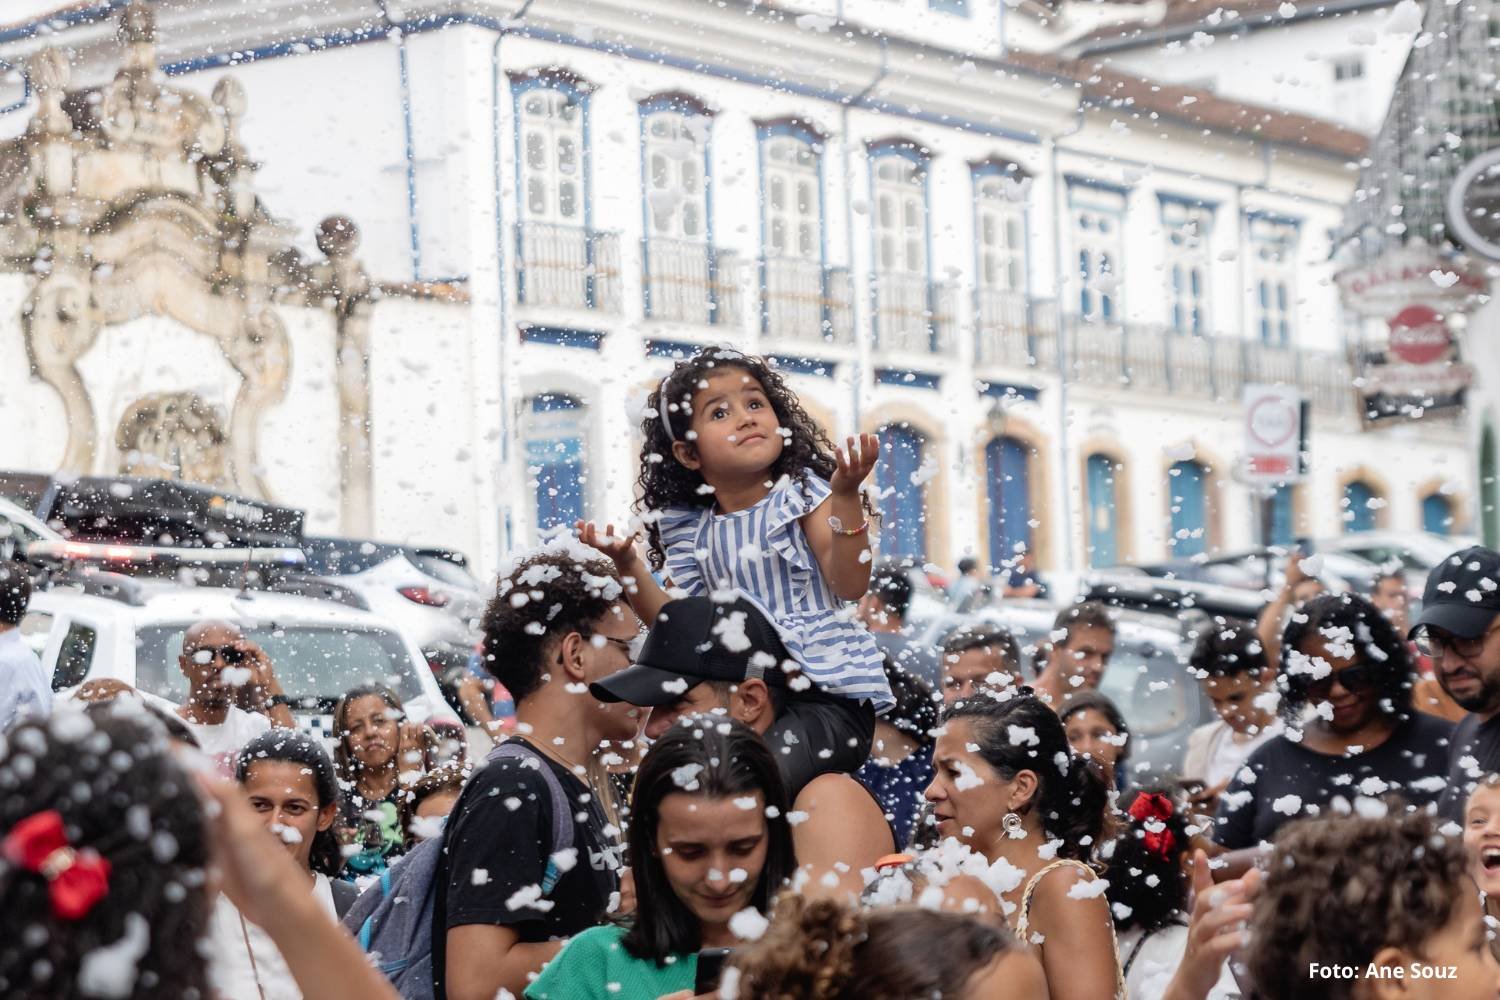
[410,553,480,590]
[1097,637,1195,739]
[132,622,424,707]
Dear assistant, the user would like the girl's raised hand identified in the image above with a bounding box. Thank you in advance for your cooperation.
[576,520,639,566]
[831,433,879,497]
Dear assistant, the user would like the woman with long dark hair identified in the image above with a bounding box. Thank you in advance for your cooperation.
[212,728,358,997]
[331,683,433,876]
[1213,592,1452,851]
[0,707,400,1000]
[921,690,1122,1000]
[525,716,796,999]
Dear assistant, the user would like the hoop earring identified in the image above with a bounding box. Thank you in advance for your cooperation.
[1003,812,1026,839]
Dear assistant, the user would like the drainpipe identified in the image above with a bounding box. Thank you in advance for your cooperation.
[491,0,538,558]
[1049,101,1087,573]
[376,0,422,281]
[842,36,889,433]
[1237,141,1274,544]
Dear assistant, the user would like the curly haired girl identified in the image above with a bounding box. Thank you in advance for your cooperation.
[578,346,891,788]
[729,894,1045,999]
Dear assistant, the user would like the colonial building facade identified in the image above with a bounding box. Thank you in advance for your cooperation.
[0,0,1472,576]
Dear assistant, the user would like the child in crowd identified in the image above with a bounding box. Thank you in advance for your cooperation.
[1104,787,1236,999]
[1462,774,1500,942]
[1182,619,1278,810]
[1247,812,1500,1000]
[578,346,892,790]
[1062,690,1131,790]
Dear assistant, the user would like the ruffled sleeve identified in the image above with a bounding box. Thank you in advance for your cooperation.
[657,506,707,596]
[764,473,832,573]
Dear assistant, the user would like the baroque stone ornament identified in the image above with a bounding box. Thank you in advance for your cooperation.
[6,1,374,529]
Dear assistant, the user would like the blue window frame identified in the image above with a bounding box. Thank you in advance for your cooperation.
[1267,484,1295,547]
[877,424,928,561]
[929,0,969,13]
[1422,493,1453,536]
[525,394,587,536]
[1168,460,1208,558]
[986,436,1032,571]
[1086,453,1120,568]
[1343,480,1379,534]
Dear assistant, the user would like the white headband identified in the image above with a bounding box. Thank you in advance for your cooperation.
[657,377,677,442]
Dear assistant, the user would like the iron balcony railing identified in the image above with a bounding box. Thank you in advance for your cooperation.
[759,256,854,346]
[513,221,621,313]
[872,271,957,355]
[642,238,744,327]
[975,297,1354,415]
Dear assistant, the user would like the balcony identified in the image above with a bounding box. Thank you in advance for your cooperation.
[513,222,621,313]
[872,272,957,355]
[1020,301,1354,415]
[974,287,1036,366]
[642,238,744,327]
[760,257,854,347]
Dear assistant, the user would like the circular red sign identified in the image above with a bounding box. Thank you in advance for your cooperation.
[1388,305,1451,365]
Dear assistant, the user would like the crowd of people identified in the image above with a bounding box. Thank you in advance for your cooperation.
[4,345,1500,998]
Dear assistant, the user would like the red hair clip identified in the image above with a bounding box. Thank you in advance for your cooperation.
[1127,792,1178,862]
[3,809,112,920]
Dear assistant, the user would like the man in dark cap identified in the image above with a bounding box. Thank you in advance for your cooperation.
[593,593,897,896]
[1409,545,1500,819]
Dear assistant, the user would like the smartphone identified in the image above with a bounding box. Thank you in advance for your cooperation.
[694,947,732,995]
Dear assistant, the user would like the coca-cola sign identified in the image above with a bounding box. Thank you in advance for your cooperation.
[1336,245,1487,317]
[1387,305,1452,365]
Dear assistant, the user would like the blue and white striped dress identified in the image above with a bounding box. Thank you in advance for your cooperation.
[657,473,894,711]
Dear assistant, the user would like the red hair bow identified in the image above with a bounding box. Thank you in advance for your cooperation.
[1127,792,1177,862]
[2,809,112,920]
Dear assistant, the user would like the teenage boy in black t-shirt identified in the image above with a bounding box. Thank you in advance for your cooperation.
[434,547,643,1000]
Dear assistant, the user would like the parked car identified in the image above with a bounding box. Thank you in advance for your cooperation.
[0,471,304,547]
[0,496,61,561]
[917,603,1214,788]
[300,536,484,655]
[22,573,463,747]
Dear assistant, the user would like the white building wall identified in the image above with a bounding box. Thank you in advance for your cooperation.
[0,0,1474,580]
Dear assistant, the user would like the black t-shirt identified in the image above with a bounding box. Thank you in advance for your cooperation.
[1213,712,1453,849]
[1439,712,1500,820]
[431,739,623,1000]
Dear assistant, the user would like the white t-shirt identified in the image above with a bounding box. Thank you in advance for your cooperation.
[210,874,337,1000]
[1185,719,1276,789]
[179,705,271,775]
[1118,923,1240,999]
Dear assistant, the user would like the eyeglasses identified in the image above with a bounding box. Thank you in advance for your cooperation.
[188,645,246,666]
[1414,621,1500,660]
[581,631,648,661]
[1305,663,1376,697]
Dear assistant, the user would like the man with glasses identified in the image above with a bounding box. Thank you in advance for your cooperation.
[174,619,293,772]
[1408,545,1500,820]
[435,547,640,1000]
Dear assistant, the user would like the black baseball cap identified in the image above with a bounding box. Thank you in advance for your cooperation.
[1409,545,1500,640]
[590,594,791,707]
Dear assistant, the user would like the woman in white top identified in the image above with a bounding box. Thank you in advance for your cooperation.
[1105,787,1237,1000]
[213,728,358,1000]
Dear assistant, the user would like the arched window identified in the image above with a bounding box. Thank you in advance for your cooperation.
[641,96,710,241]
[1342,479,1380,534]
[974,164,1027,295]
[761,126,822,261]
[871,147,928,277]
[524,394,587,537]
[1168,460,1209,558]
[1085,453,1121,568]
[1422,493,1454,536]
[986,436,1033,572]
[876,423,929,561]
[514,77,589,225]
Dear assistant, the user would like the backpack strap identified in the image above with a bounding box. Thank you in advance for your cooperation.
[487,740,578,896]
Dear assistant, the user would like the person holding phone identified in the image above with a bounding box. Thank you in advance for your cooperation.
[174,619,293,774]
[525,716,796,1000]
